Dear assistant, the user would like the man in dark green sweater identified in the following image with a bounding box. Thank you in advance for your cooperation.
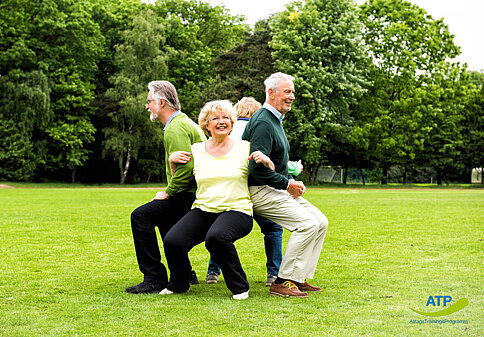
[126,81,206,294]
[242,72,329,298]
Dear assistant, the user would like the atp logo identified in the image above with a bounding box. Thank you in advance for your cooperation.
[411,296,469,316]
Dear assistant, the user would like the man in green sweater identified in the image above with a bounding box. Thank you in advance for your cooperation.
[242,72,329,298]
[126,81,206,294]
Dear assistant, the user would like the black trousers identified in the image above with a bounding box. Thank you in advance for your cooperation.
[164,208,253,294]
[130,192,196,284]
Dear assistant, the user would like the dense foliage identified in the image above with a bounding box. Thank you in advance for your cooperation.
[0,0,482,184]
[271,0,371,182]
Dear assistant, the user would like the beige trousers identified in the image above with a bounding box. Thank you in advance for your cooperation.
[249,185,328,283]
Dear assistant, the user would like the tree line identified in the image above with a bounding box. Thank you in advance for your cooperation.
[1,0,482,185]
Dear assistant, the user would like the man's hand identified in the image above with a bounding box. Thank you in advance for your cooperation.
[298,160,303,173]
[287,179,306,199]
[151,191,170,201]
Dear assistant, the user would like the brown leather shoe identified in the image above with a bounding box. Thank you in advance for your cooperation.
[293,281,322,292]
[269,281,308,298]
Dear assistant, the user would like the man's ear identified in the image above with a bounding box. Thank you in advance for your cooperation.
[268,88,275,99]
[159,99,166,109]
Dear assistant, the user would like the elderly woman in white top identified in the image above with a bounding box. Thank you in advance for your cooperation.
[160,100,273,300]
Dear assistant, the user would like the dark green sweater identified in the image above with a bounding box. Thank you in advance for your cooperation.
[242,107,290,189]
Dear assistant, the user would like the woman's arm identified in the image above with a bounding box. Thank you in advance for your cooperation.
[248,151,275,171]
[168,151,192,175]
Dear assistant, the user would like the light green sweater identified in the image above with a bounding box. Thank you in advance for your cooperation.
[164,113,206,196]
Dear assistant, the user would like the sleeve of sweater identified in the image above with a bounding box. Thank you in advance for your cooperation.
[164,125,195,196]
[247,120,289,190]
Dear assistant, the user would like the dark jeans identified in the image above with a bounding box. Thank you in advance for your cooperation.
[130,192,195,284]
[164,208,253,294]
[207,214,283,277]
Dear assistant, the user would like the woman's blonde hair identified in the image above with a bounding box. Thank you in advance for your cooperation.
[198,100,236,136]
[234,97,262,118]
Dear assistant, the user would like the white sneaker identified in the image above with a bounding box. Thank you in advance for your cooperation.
[233,291,249,300]
[159,288,174,295]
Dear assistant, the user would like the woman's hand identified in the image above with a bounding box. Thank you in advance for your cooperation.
[248,151,275,171]
[168,151,192,175]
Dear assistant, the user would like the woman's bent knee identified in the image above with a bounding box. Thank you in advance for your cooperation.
[164,231,189,252]
[205,233,227,251]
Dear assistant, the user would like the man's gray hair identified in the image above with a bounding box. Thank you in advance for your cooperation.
[264,72,295,100]
[147,80,181,111]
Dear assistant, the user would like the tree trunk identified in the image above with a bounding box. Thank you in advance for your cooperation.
[118,150,124,184]
[381,165,388,184]
[481,168,483,184]
[360,168,366,185]
[343,166,348,184]
[437,169,443,185]
[71,166,77,184]
[120,141,131,185]
[402,166,407,184]
[309,165,318,184]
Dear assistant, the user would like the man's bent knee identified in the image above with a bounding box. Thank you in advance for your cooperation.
[293,221,320,237]
[319,214,329,232]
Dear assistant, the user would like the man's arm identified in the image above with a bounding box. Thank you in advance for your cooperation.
[163,128,195,196]
[247,121,289,190]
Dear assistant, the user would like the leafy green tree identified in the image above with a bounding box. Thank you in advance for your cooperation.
[153,0,246,54]
[91,0,145,96]
[462,71,484,183]
[33,0,104,181]
[1,0,104,182]
[152,0,247,117]
[271,0,370,182]
[0,120,36,181]
[417,69,467,185]
[1,2,51,180]
[87,0,246,183]
[46,118,96,183]
[83,0,146,183]
[357,0,460,183]
[206,19,275,104]
[0,70,52,181]
[352,76,436,183]
[419,68,483,185]
[104,10,169,184]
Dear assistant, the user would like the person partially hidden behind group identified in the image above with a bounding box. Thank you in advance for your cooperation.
[160,100,274,300]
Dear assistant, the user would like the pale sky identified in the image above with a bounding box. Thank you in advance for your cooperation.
[206,0,483,71]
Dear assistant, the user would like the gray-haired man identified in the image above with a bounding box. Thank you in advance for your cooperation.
[125,81,206,294]
[242,72,329,298]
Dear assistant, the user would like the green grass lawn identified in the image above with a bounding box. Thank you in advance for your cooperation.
[0,187,482,336]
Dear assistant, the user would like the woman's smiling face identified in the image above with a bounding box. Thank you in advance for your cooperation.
[206,110,232,137]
